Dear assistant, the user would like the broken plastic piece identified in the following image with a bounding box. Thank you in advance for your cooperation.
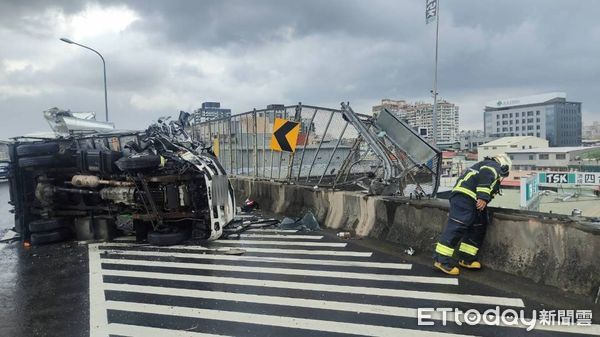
[404,247,415,256]
[279,211,320,231]
[336,231,351,239]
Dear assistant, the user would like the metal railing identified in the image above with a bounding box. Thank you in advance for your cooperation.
[190,103,442,197]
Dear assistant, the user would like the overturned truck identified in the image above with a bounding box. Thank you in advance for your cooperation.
[7,109,235,246]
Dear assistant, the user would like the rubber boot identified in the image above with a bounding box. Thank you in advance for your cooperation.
[434,262,460,275]
[459,260,482,269]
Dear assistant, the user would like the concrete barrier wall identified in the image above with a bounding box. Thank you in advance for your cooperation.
[231,177,600,296]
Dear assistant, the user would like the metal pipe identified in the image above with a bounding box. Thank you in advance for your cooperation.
[296,107,318,181]
[269,110,276,179]
[306,110,334,182]
[228,118,233,174]
[318,121,348,185]
[277,108,286,179]
[253,109,258,177]
[286,103,303,181]
[262,110,267,178]
[341,102,394,181]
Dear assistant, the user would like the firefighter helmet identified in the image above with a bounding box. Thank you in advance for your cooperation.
[493,153,512,177]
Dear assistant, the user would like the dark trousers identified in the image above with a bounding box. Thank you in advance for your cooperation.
[434,194,489,267]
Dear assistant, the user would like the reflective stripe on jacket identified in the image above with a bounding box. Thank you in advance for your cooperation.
[451,159,501,202]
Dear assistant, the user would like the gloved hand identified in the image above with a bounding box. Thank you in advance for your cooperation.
[476,198,487,211]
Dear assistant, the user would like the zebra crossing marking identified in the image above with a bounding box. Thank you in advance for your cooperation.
[213,239,347,247]
[99,248,412,270]
[105,301,475,337]
[100,269,523,307]
[102,242,373,257]
[100,257,455,285]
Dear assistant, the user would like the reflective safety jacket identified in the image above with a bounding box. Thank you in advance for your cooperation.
[451,159,502,202]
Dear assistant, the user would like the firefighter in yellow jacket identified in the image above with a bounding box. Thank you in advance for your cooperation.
[433,153,512,275]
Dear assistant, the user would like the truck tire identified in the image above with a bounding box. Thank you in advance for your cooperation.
[147,229,188,246]
[115,155,161,171]
[30,228,71,245]
[18,154,74,168]
[16,143,59,157]
[28,218,71,233]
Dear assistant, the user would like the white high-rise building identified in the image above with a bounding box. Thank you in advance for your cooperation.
[373,99,460,143]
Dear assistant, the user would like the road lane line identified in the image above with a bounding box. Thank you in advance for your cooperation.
[101,269,524,307]
[236,234,324,239]
[100,257,453,285]
[88,245,109,337]
[114,236,136,241]
[104,284,600,336]
[99,248,412,270]
[105,301,476,337]
[108,323,232,337]
[244,229,298,233]
[213,239,347,247]
[100,243,373,257]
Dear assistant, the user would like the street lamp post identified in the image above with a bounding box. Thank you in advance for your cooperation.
[60,38,109,122]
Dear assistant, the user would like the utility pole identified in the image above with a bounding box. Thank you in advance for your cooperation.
[431,0,440,145]
[60,38,109,122]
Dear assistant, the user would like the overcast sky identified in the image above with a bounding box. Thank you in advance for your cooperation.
[0,0,599,137]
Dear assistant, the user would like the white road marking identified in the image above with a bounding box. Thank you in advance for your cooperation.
[244,229,298,233]
[108,323,232,337]
[101,269,524,307]
[113,236,136,241]
[214,239,347,247]
[101,242,373,257]
[236,234,323,240]
[104,284,600,336]
[99,248,411,270]
[105,301,476,337]
[100,257,454,285]
[88,245,109,337]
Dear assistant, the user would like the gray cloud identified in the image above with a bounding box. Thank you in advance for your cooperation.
[0,0,599,138]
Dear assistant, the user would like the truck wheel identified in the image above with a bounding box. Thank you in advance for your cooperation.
[147,228,188,246]
[28,218,71,233]
[30,228,71,245]
[115,155,161,171]
[16,143,59,157]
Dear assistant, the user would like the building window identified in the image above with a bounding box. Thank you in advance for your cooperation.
[509,127,513,131]
[536,125,540,130]
[527,125,533,130]
[516,119,519,124]
[516,126,520,131]
[556,154,566,160]
[536,118,540,122]
[529,155,534,160]
[539,154,549,160]
[536,111,540,115]
[536,133,540,137]
[509,113,513,118]
[522,119,526,123]
[522,112,525,117]
[527,111,533,116]
[492,146,497,150]
[496,128,500,132]
[510,145,517,148]
[510,155,514,160]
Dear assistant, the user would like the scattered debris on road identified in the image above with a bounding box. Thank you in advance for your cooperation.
[279,211,320,231]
